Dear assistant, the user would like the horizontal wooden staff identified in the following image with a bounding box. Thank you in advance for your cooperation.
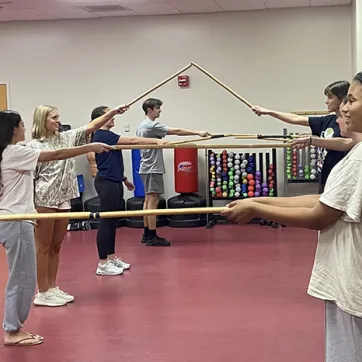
[170,134,235,145]
[292,111,330,115]
[114,143,291,150]
[234,134,310,140]
[126,63,192,107]
[0,207,226,222]
[191,62,253,108]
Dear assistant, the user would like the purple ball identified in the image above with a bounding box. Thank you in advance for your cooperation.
[262,183,268,188]
[255,184,261,190]
[255,170,261,177]
[263,187,268,193]
[254,192,260,197]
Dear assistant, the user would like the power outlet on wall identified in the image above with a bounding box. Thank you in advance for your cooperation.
[124,124,130,132]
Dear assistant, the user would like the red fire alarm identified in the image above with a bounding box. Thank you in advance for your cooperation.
[178,75,189,88]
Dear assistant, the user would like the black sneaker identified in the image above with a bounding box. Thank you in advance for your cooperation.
[141,235,148,243]
[146,236,171,247]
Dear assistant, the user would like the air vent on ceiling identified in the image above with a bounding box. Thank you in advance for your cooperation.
[83,5,129,13]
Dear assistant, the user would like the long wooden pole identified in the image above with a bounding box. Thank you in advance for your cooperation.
[0,207,226,222]
[114,143,291,150]
[126,63,192,107]
[292,111,330,115]
[170,134,235,145]
[191,62,253,108]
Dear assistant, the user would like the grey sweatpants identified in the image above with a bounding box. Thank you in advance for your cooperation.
[0,221,37,332]
[325,301,362,362]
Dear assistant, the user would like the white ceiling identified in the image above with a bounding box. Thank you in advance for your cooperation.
[0,0,352,22]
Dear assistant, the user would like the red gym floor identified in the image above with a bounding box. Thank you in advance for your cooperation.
[0,224,324,362]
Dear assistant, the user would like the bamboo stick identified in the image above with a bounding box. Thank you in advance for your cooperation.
[126,63,192,107]
[113,143,291,150]
[0,207,227,222]
[292,111,330,115]
[191,62,253,108]
[170,134,235,145]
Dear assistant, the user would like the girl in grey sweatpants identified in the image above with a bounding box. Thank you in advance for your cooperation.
[0,222,37,336]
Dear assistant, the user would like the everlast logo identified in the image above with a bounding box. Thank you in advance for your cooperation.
[177,161,194,173]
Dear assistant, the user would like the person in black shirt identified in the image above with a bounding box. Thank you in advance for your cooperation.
[90,106,166,276]
[251,80,350,193]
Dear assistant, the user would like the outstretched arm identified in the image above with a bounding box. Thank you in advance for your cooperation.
[86,105,128,135]
[38,143,113,163]
[221,198,342,231]
[250,194,319,208]
[291,136,354,152]
[118,136,166,145]
[252,106,309,126]
[167,128,210,137]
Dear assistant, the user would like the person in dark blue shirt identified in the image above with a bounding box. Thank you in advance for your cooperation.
[90,106,166,276]
[251,80,350,193]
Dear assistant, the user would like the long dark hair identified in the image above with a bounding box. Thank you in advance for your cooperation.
[0,111,22,196]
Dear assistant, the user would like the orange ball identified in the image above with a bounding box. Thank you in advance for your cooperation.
[248,186,254,191]
[248,191,254,197]
[247,174,254,180]
[249,180,255,186]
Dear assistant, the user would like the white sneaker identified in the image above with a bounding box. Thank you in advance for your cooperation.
[96,260,123,276]
[110,257,131,270]
[33,290,67,307]
[49,287,74,303]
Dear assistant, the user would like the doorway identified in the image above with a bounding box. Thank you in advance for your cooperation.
[0,84,8,110]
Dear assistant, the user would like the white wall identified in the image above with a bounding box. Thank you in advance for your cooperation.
[0,5,352,202]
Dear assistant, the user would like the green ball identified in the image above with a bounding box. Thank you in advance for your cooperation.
[243,193,248,198]
[223,185,227,190]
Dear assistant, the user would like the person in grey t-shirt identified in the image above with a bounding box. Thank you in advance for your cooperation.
[136,98,210,246]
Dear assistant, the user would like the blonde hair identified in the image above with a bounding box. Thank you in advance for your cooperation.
[32,105,58,140]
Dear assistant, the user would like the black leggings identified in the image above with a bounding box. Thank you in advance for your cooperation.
[94,175,124,260]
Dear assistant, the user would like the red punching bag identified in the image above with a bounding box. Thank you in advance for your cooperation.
[174,148,198,193]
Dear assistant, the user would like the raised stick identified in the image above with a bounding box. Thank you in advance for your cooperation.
[126,63,192,107]
[114,143,291,150]
[191,62,253,108]
[0,207,227,222]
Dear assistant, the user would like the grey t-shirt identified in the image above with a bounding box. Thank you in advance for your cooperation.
[136,119,169,174]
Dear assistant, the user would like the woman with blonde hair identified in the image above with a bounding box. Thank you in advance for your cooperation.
[27,103,128,307]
